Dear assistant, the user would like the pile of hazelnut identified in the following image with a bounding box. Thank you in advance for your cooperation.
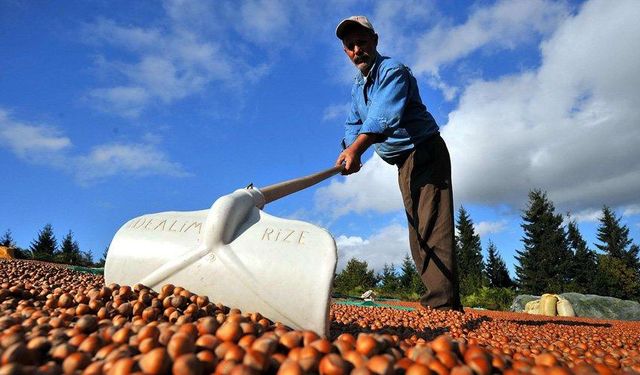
[1,259,639,374]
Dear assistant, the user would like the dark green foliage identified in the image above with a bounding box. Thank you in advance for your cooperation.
[515,190,572,294]
[596,206,632,259]
[331,254,426,300]
[333,258,377,294]
[378,263,401,294]
[96,247,109,267]
[595,206,640,270]
[29,224,59,261]
[0,229,29,259]
[13,248,31,259]
[399,253,416,291]
[1,229,16,248]
[593,254,640,300]
[80,250,95,267]
[566,219,597,294]
[455,206,485,295]
[593,206,640,299]
[628,244,640,274]
[399,253,425,298]
[485,241,513,288]
[461,287,516,311]
[57,230,83,265]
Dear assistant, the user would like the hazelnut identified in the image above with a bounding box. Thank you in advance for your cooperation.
[139,347,170,374]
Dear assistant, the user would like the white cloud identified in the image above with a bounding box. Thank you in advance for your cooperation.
[474,220,508,237]
[83,10,236,117]
[0,109,187,184]
[335,223,409,272]
[236,0,291,45]
[442,0,640,213]
[568,209,601,223]
[74,143,189,184]
[371,0,432,58]
[623,205,640,217]
[0,109,71,161]
[314,153,402,218]
[336,235,368,248]
[322,102,350,122]
[426,76,459,102]
[84,18,163,52]
[89,86,150,118]
[411,0,570,76]
[82,1,338,117]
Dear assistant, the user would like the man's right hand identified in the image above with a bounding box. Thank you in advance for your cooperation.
[335,133,380,175]
[336,148,362,175]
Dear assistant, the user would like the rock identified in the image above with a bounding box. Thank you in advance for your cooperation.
[512,292,640,320]
[560,293,640,321]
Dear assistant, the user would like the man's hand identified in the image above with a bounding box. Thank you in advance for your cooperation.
[336,148,362,175]
[335,133,381,175]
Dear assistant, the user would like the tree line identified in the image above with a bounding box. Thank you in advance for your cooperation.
[334,189,640,304]
[1,224,107,267]
[514,190,639,300]
[6,188,639,302]
[333,254,425,300]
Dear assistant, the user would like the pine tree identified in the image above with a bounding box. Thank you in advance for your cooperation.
[378,263,400,294]
[455,206,485,295]
[399,253,425,297]
[596,206,632,259]
[96,247,109,267]
[333,258,377,294]
[514,190,572,294]
[627,244,640,274]
[29,224,58,261]
[80,250,95,267]
[594,254,640,300]
[399,253,416,291]
[59,230,83,265]
[595,206,640,271]
[593,206,640,299]
[1,229,16,248]
[1,229,30,259]
[566,219,597,293]
[485,240,513,288]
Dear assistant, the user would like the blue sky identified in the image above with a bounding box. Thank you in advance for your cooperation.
[1,0,639,277]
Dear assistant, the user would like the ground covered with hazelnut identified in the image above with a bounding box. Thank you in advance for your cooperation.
[1,260,639,374]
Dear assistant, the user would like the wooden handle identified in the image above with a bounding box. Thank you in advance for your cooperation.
[259,165,344,205]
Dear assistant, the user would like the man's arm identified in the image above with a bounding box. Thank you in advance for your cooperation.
[359,67,410,136]
[337,66,412,174]
[335,132,383,175]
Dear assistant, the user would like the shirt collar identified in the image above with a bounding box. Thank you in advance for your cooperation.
[355,52,381,85]
[364,52,380,81]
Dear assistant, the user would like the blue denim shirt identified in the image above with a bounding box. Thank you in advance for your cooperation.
[344,53,439,164]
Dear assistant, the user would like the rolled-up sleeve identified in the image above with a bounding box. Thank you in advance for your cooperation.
[360,67,409,136]
[344,90,363,147]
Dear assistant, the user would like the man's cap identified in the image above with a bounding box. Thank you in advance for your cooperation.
[335,16,375,39]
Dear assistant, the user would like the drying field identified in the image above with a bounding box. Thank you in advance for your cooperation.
[1,260,639,374]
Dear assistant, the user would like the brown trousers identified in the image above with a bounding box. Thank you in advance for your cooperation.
[397,134,462,311]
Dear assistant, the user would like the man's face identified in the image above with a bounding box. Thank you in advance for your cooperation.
[342,28,378,75]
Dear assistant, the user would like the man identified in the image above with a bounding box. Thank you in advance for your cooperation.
[335,16,462,311]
